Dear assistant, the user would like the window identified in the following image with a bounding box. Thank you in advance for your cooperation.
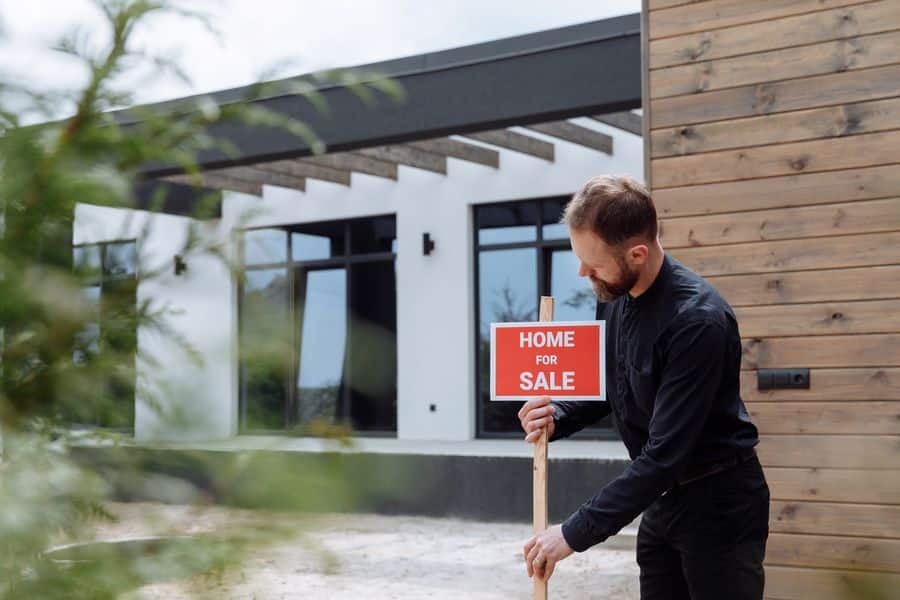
[474,198,617,438]
[239,216,397,434]
[71,239,138,429]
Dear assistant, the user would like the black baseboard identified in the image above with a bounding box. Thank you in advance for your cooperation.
[72,446,628,523]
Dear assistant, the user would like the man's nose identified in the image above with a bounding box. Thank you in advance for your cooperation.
[578,262,589,277]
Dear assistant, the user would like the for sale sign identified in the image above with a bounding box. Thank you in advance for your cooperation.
[490,321,606,401]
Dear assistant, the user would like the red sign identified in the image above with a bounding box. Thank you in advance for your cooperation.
[490,321,606,401]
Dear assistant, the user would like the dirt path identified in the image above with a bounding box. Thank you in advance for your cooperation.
[96,503,638,599]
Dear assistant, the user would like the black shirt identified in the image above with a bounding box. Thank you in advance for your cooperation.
[550,253,759,552]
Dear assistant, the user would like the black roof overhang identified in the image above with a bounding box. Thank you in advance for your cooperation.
[133,13,641,179]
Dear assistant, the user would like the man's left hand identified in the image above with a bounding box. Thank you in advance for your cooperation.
[523,524,574,581]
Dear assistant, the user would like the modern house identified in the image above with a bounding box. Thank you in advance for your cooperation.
[74,3,900,596]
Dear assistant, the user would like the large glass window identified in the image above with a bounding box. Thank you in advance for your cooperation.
[71,239,138,429]
[239,215,397,434]
[474,198,616,438]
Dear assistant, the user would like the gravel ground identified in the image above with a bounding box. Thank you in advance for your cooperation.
[92,502,638,600]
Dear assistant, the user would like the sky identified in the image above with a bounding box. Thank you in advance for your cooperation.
[0,0,640,112]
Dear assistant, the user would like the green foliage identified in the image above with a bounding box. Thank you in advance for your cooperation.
[0,1,404,596]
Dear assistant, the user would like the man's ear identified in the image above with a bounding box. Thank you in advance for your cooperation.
[628,243,650,265]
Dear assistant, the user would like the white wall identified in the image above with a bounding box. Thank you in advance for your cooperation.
[74,201,245,441]
[74,117,643,443]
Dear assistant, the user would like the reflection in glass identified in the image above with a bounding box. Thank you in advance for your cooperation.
[241,268,290,429]
[292,234,335,261]
[550,250,595,321]
[478,248,537,434]
[243,228,287,265]
[541,197,569,240]
[549,250,614,430]
[73,285,101,365]
[296,269,347,425]
[347,261,397,432]
[542,223,569,240]
[292,221,344,261]
[477,203,538,245]
[100,277,137,428]
[478,249,537,334]
[104,241,137,277]
[73,245,102,280]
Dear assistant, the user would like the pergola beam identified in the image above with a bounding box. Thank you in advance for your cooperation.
[407,137,499,168]
[461,130,554,162]
[213,166,308,191]
[356,146,447,175]
[255,160,351,186]
[301,153,398,180]
[590,111,642,136]
[524,121,613,154]
[163,173,264,196]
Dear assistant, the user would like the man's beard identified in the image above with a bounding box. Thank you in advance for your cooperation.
[589,258,639,301]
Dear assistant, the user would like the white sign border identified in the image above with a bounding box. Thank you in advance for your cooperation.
[489,320,607,402]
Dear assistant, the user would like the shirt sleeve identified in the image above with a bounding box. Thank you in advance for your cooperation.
[560,317,727,552]
[549,400,612,442]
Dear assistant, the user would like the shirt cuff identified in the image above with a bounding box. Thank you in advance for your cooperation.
[561,510,606,553]
[548,402,567,442]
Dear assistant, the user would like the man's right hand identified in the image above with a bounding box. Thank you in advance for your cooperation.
[518,396,556,443]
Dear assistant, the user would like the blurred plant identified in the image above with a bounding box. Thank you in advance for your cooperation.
[0,0,404,597]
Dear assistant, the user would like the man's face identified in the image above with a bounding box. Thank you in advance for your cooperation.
[569,227,640,301]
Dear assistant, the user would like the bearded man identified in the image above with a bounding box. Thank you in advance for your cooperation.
[519,175,769,600]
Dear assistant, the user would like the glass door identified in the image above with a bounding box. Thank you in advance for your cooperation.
[294,267,347,426]
[548,248,595,321]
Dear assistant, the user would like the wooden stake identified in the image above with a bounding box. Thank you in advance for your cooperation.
[534,296,554,600]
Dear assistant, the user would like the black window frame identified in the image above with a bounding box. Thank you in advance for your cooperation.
[237,215,398,436]
[70,237,139,432]
[473,197,618,440]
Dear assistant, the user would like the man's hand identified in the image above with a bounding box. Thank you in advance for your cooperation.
[523,524,573,581]
[518,396,556,443]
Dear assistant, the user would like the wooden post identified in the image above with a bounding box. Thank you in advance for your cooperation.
[534,296,554,599]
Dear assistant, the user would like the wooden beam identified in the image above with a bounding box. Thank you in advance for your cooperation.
[766,565,900,600]
[758,435,900,470]
[740,333,900,371]
[163,173,263,196]
[356,146,447,175]
[461,130,555,161]
[647,0,871,40]
[649,1,900,70]
[254,160,350,186]
[652,63,900,129]
[407,137,500,168]
[652,130,900,189]
[300,153,397,180]
[525,121,614,154]
[768,500,900,539]
[767,466,900,504]
[741,367,900,403]
[211,166,307,192]
[650,29,900,100]
[766,532,900,573]
[590,111,642,135]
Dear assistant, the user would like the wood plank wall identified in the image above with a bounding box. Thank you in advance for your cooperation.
[643,1,900,597]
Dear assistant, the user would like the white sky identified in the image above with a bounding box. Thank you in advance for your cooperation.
[0,0,640,111]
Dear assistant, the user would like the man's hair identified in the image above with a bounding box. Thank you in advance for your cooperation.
[562,175,658,246]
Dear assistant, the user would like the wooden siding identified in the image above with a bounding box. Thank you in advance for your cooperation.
[643,1,900,596]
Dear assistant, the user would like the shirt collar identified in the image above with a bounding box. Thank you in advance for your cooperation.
[626,253,671,308]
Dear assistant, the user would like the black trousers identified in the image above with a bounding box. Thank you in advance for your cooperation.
[636,455,770,600]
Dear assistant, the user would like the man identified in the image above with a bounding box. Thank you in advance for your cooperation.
[518,175,769,599]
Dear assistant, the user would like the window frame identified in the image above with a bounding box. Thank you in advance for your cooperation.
[237,215,398,436]
[473,197,619,440]
[71,237,139,432]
